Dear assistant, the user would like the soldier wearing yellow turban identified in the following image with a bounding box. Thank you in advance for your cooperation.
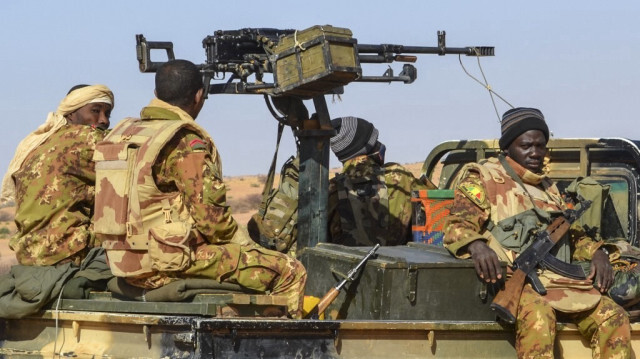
[4,84,113,266]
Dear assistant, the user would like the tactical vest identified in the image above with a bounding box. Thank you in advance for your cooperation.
[333,165,393,246]
[93,117,213,277]
[252,155,299,256]
[461,158,571,263]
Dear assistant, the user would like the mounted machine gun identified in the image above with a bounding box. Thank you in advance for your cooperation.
[137,26,493,98]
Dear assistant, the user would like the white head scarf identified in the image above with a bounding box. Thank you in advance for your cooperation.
[0,84,114,204]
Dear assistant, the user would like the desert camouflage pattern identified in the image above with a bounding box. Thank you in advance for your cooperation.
[251,155,299,256]
[10,124,107,266]
[94,108,204,278]
[444,156,630,356]
[516,285,630,359]
[95,99,306,317]
[182,241,305,318]
[537,270,602,311]
[327,156,425,246]
[444,156,601,264]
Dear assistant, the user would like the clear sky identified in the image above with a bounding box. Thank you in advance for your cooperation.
[1,1,639,176]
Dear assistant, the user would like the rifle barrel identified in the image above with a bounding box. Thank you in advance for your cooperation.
[345,244,381,282]
[305,244,380,319]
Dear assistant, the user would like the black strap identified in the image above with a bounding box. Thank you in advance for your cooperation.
[258,122,285,216]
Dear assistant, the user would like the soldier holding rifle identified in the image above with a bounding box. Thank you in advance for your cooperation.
[443,107,630,358]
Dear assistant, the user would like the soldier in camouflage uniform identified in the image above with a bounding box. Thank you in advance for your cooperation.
[327,117,427,246]
[94,60,306,318]
[443,107,630,358]
[8,84,113,266]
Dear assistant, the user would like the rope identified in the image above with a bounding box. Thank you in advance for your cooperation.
[52,284,66,359]
[293,30,306,51]
[458,49,515,124]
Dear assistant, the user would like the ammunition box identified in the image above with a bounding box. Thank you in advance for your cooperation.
[301,243,503,321]
[273,25,361,98]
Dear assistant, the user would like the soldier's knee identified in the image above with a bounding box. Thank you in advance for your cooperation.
[518,288,554,319]
[593,297,631,341]
[600,296,629,321]
[291,258,307,282]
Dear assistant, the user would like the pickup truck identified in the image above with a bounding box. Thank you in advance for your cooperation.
[2,137,639,358]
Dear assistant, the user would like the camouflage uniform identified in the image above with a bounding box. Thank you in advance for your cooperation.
[95,99,306,318]
[10,124,107,266]
[444,156,630,358]
[327,156,425,246]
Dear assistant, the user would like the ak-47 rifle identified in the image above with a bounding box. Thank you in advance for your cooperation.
[305,244,380,319]
[135,26,493,99]
[490,200,592,324]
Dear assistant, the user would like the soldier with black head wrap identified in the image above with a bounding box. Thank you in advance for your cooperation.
[327,116,428,246]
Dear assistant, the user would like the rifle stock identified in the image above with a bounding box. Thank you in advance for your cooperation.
[490,269,526,324]
[306,288,340,320]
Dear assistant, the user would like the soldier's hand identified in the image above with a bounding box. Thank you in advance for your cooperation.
[467,240,502,283]
[589,248,614,293]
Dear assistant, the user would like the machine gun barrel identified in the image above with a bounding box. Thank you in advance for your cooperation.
[357,44,494,63]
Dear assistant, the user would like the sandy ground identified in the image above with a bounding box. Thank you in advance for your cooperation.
[0,206,17,274]
[0,162,425,274]
[0,239,16,273]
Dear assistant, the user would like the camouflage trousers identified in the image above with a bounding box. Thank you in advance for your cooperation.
[516,285,631,359]
[182,242,307,319]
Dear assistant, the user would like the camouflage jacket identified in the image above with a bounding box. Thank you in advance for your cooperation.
[10,124,107,266]
[443,156,602,263]
[153,115,238,244]
[327,156,425,246]
[443,156,605,312]
[94,100,240,285]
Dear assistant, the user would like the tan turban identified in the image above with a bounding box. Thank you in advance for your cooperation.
[0,84,114,204]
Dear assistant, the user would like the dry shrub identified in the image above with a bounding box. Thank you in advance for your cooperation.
[0,200,14,209]
[0,212,13,222]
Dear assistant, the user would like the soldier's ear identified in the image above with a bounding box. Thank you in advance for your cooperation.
[66,112,76,124]
[194,88,204,105]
